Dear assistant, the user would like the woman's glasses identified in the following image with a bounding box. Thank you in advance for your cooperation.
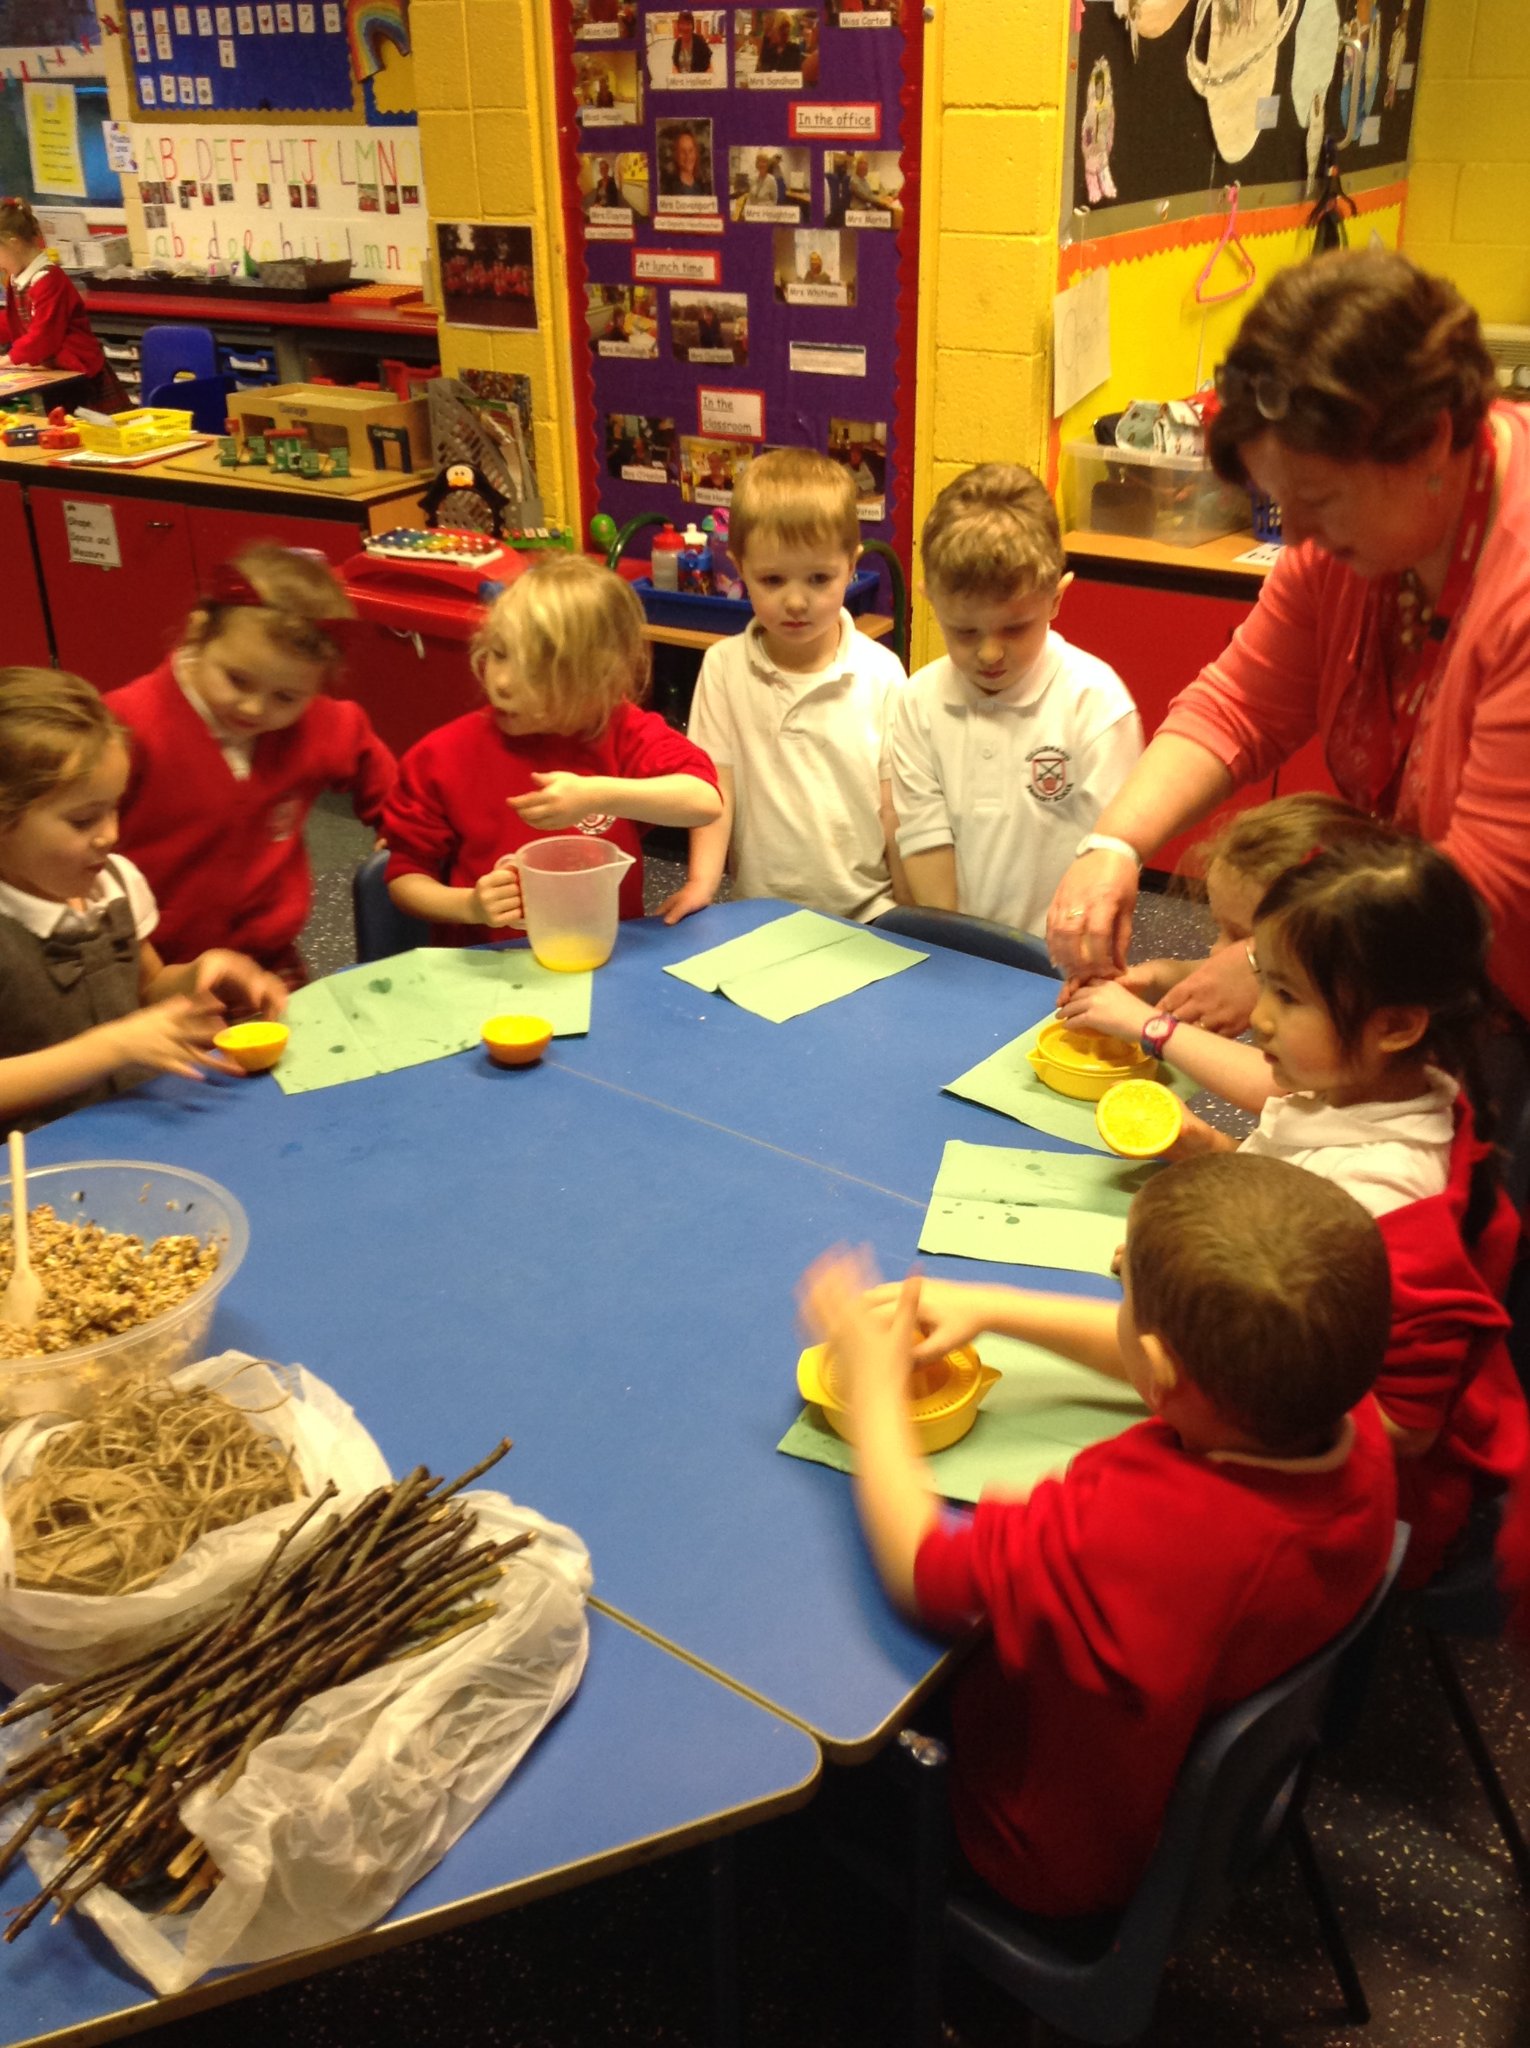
[1213,362,1297,420]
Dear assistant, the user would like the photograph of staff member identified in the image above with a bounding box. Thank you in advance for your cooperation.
[679,434,754,502]
[656,118,717,204]
[772,228,857,305]
[736,7,818,85]
[645,7,726,86]
[670,289,750,364]
[586,282,659,355]
[828,417,888,515]
[572,0,636,36]
[578,151,650,217]
[728,144,809,220]
[574,49,640,121]
[605,413,680,482]
[823,149,903,228]
[825,0,890,18]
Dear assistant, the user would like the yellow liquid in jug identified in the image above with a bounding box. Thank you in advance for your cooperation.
[532,937,612,972]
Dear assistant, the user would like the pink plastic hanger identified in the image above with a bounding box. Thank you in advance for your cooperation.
[1195,184,1257,306]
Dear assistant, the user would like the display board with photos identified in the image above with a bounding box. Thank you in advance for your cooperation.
[556,1,922,571]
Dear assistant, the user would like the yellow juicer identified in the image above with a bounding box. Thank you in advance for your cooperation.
[796,1342,1002,1454]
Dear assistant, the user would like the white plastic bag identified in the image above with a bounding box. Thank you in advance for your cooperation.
[13,1490,591,1995]
[0,1351,391,1691]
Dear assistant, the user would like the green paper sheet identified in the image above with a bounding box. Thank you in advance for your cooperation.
[944,1018,1199,1151]
[918,1139,1156,1276]
[778,1333,1146,1503]
[273,947,592,1095]
[665,910,925,1022]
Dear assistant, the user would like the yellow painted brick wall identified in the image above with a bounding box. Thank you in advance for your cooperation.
[910,0,1066,666]
[412,0,580,528]
[1403,0,1530,323]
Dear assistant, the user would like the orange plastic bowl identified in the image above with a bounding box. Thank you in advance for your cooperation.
[482,1014,553,1067]
[214,1021,289,1074]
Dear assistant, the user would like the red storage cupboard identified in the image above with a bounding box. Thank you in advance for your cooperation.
[0,480,53,668]
[27,489,200,689]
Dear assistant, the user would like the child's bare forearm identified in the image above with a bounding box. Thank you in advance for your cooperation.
[903,844,958,911]
[589,773,723,827]
[880,779,912,906]
[1161,1022,1272,1111]
[388,873,476,924]
[0,1028,125,1122]
[981,1287,1130,1381]
[685,800,733,894]
[850,1375,939,1611]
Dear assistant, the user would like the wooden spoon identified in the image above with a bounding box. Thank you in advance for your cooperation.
[3,1129,44,1329]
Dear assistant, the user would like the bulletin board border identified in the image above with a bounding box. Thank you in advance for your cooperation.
[550,1,925,580]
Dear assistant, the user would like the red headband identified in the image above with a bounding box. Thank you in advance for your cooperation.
[202,561,355,652]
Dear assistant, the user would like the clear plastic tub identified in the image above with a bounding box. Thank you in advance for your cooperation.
[1065,439,1251,548]
[0,1162,249,1422]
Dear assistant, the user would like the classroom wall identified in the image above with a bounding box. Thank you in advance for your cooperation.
[1403,0,1530,324]
[409,0,578,527]
[908,0,1066,668]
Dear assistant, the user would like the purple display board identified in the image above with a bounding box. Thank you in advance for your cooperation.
[554,1,922,569]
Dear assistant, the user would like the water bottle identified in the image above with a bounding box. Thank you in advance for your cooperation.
[678,523,714,597]
[650,523,684,591]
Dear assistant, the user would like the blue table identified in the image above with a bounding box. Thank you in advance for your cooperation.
[0,1607,817,2047]
[25,904,1104,1761]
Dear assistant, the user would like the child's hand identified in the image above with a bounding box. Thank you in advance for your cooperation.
[508,773,595,829]
[799,1247,919,1408]
[1158,941,1258,1036]
[658,878,716,925]
[193,950,288,1019]
[109,995,239,1080]
[1056,977,1153,1045]
[1164,1108,1239,1160]
[471,862,525,928]
[864,1276,993,1365]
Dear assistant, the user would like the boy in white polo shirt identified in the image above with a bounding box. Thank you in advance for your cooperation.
[660,447,908,924]
[890,464,1141,936]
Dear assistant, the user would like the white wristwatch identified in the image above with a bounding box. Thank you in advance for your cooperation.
[1074,833,1142,868]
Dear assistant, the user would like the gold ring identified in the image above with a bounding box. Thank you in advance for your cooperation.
[1061,905,1086,921]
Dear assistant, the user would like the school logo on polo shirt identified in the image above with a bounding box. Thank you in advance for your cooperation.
[1026,746,1073,804]
[576,811,617,836]
[267,798,301,841]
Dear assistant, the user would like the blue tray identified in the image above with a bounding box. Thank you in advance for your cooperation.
[634,567,880,635]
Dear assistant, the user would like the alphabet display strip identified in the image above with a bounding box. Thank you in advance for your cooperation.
[128,0,353,114]
[553,2,923,562]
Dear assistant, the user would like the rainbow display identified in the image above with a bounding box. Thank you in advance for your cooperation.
[347,0,409,80]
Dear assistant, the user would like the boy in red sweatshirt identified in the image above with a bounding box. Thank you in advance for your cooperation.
[801,1153,1398,1919]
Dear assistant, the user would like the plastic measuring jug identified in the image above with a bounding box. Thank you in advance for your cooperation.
[499,837,635,972]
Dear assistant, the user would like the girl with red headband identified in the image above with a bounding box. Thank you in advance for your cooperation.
[109,544,396,984]
[0,198,128,411]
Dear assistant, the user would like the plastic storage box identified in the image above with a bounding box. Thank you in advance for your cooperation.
[0,1161,249,1421]
[1065,439,1250,548]
[76,407,195,455]
[632,565,881,634]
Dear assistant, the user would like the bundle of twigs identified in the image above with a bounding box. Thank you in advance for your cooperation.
[0,1439,530,1939]
[7,1374,303,1597]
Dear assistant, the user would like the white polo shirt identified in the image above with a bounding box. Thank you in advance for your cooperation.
[687,610,907,922]
[888,633,1141,935]
[0,855,158,942]
[1238,1074,1456,1218]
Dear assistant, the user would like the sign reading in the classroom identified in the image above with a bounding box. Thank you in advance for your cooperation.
[24,81,87,199]
[63,501,122,570]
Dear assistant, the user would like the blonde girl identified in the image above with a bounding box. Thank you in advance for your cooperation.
[0,669,285,1127]
[384,554,721,938]
[110,542,395,984]
[0,197,128,410]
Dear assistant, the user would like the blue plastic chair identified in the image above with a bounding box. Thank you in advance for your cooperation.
[351,848,429,964]
[144,371,234,434]
[873,904,1059,981]
[138,324,218,396]
[825,1526,1408,2047]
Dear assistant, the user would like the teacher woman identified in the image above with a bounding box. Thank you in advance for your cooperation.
[1046,248,1530,1028]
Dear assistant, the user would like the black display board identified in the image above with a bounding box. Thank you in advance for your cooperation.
[1071,1,1426,218]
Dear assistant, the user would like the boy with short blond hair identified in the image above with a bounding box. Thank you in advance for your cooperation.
[801,1153,1399,1919]
[660,446,908,925]
[891,462,1141,936]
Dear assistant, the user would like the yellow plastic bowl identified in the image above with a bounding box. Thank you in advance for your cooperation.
[1027,1020,1159,1101]
[214,1021,289,1074]
[1096,1078,1184,1159]
[482,1013,553,1067]
[797,1342,1001,1455]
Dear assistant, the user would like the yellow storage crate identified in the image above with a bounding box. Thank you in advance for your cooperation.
[77,407,195,456]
